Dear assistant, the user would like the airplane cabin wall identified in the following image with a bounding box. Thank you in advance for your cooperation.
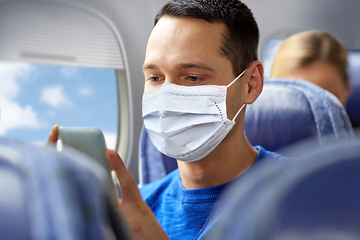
[242,0,360,61]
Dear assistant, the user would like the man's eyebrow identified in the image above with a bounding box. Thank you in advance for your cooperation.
[177,63,215,72]
[142,62,216,72]
[143,63,159,71]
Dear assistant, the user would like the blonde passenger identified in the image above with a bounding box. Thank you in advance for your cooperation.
[270,30,351,106]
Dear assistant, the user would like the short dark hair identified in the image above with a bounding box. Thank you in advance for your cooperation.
[155,0,259,76]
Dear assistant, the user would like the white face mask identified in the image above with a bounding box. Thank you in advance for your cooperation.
[142,69,246,162]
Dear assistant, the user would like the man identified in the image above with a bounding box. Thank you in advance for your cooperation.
[49,0,287,239]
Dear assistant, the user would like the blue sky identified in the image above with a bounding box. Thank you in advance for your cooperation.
[0,62,118,148]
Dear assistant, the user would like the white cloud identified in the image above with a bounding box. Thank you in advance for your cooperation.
[0,63,41,135]
[0,63,34,98]
[79,87,93,97]
[103,131,118,150]
[0,96,41,135]
[40,85,71,108]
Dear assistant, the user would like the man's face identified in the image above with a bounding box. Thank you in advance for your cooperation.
[143,16,242,119]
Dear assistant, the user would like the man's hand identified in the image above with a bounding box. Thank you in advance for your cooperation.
[47,125,167,239]
[106,149,169,240]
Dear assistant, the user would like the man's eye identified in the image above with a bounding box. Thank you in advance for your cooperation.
[187,76,201,82]
[148,77,163,82]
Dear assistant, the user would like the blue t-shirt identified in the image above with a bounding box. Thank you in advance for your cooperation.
[140,146,288,240]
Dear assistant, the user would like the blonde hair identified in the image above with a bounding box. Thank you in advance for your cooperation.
[270,30,348,86]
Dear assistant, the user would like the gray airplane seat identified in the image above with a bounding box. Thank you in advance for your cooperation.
[205,138,360,240]
[139,79,354,185]
[0,137,129,240]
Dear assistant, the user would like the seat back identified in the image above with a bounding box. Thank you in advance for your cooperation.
[205,138,360,240]
[0,137,129,240]
[139,79,355,185]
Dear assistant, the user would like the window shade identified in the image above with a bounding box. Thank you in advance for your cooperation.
[0,1,124,69]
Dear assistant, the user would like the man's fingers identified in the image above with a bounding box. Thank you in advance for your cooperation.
[106,149,142,203]
[106,150,170,240]
[47,125,59,144]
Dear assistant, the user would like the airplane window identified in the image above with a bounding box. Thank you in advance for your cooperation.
[262,38,284,77]
[0,62,119,149]
[347,51,360,127]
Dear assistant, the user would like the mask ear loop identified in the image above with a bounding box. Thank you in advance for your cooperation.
[227,68,247,88]
[226,68,247,122]
[231,104,246,122]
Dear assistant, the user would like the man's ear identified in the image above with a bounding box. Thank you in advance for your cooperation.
[243,60,264,104]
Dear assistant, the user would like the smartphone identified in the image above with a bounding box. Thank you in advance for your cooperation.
[58,127,109,170]
[58,127,119,206]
